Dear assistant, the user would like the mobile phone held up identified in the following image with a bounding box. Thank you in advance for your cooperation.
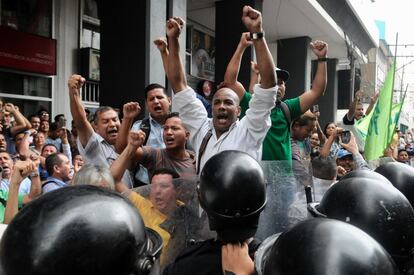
[341,130,351,144]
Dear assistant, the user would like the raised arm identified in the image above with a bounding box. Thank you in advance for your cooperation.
[115,102,141,153]
[365,92,379,116]
[6,103,30,136]
[223,32,252,100]
[110,130,145,193]
[154,37,170,77]
[299,41,328,113]
[5,159,40,224]
[242,6,276,89]
[166,17,187,93]
[345,90,363,121]
[249,61,260,94]
[68,74,93,147]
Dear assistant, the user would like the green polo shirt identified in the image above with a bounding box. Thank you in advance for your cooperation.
[0,190,24,223]
[240,91,302,161]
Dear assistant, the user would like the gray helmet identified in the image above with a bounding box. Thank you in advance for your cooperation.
[0,185,162,275]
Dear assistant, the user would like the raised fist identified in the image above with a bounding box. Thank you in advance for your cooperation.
[166,17,185,39]
[128,130,146,149]
[123,102,141,120]
[241,6,263,33]
[310,40,328,58]
[239,32,253,48]
[154,37,168,53]
[68,74,86,94]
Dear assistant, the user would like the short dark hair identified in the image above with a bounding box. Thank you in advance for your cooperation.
[164,112,180,122]
[398,149,408,155]
[37,109,49,116]
[312,156,337,180]
[151,168,180,187]
[93,106,116,124]
[49,122,59,132]
[54,114,65,122]
[28,114,40,121]
[144,83,167,100]
[41,144,58,155]
[45,153,65,175]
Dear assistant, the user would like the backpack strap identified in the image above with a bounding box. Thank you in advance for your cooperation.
[42,180,56,189]
[277,100,292,131]
[139,118,151,145]
[196,129,213,175]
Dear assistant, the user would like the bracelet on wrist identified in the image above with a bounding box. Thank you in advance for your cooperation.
[318,57,328,62]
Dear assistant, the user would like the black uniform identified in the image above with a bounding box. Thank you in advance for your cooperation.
[163,239,261,275]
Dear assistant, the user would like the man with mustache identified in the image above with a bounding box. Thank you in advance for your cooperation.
[115,83,172,186]
[68,75,134,188]
[166,6,277,173]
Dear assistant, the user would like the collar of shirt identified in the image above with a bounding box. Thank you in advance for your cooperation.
[208,119,239,141]
[46,177,68,187]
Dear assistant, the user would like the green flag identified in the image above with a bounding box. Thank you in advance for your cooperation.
[355,102,375,142]
[356,102,402,143]
[364,62,396,161]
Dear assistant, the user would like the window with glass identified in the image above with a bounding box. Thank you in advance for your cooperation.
[0,0,52,38]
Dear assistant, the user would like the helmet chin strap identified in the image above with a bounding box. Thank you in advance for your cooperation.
[133,227,163,275]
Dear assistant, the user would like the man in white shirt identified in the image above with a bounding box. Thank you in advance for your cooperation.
[166,7,277,173]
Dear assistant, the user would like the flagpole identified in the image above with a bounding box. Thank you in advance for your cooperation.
[386,33,398,146]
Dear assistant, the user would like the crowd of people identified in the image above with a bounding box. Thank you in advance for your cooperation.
[0,5,413,275]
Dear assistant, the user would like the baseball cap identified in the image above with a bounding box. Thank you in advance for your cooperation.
[276,67,290,82]
[337,149,353,159]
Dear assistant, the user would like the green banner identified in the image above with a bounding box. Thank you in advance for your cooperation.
[364,62,396,161]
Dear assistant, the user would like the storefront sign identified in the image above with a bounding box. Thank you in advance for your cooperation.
[190,28,215,81]
[0,26,56,75]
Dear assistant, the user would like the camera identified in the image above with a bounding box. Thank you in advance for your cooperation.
[341,130,351,144]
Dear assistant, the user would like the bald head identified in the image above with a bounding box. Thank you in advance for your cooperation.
[213,88,240,105]
[212,87,241,138]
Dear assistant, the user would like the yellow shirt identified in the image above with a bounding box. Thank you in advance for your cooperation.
[128,192,170,249]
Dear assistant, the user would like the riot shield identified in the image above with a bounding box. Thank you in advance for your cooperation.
[133,174,214,270]
[255,160,316,239]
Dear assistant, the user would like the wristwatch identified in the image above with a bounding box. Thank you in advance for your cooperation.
[250,32,264,40]
[29,172,40,179]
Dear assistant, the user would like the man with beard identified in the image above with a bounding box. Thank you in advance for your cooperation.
[0,151,32,195]
[68,75,134,188]
[167,6,277,173]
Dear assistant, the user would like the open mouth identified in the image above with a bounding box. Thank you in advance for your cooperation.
[165,137,175,145]
[216,113,228,124]
[108,129,118,137]
[153,106,162,112]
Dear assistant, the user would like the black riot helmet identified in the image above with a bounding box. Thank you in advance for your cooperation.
[198,150,266,243]
[0,185,163,275]
[257,219,399,275]
[340,168,392,184]
[308,177,414,270]
[375,162,414,207]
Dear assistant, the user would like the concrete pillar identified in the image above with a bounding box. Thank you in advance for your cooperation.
[277,36,312,99]
[99,0,147,114]
[215,0,258,90]
[312,58,338,128]
[147,0,168,87]
[52,0,79,124]
[337,69,352,109]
